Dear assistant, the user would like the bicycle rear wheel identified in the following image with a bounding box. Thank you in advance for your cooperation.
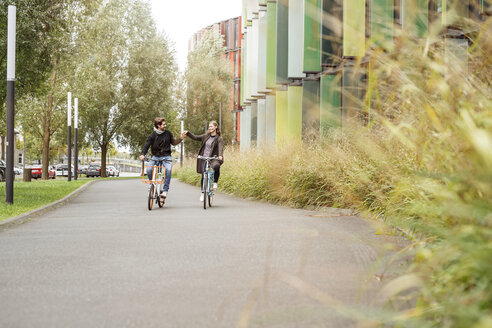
[158,180,165,208]
[148,184,154,211]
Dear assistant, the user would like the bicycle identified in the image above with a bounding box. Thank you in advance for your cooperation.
[142,157,171,211]
[198,155,217,209]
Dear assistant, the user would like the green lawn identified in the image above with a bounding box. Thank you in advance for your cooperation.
[0,179,90,221]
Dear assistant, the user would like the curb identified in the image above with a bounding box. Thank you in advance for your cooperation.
[0,180,97,230]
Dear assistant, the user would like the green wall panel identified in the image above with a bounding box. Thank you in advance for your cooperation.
[370,0,394,49]
[287,85,303,139]
[343,0,365,57]
[320,74,341,134]
[303,0,322,72]
[403,0,428,37]
[342,66,366,125]
[276,0,290,84]
[322,0,343,66]
[276,90,288,143]
[266,95,276,145]
[288,0,306,78]
[302,80,321,138]
[266,1,278,89]
[246,27,253,101]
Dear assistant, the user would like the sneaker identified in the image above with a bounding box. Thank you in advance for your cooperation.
[213,183,218,190]
[199,193,204,202]
[161,191,167,199]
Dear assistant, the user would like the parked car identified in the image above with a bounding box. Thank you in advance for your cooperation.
[0,160,5,181]
[31,165,56,179]
[78,165,89,176]
[86,164,102,177]
[14,166,22,175]
[55,164,74,177]
[107,166,120,177]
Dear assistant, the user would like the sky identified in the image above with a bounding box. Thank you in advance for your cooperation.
[148,0,242,72]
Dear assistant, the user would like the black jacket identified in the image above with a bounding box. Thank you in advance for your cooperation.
[186,132,224,174]
[141,130,178,157]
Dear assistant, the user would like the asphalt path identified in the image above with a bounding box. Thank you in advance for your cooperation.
[0,179,407,328]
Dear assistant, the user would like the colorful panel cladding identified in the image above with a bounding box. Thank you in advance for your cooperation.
[402,0,428,36]
[251,102,258,144]
[245,27,253,101]
[257,98,267,145]
[370,0,394,49]
[303,0,322,73]
[240,106,252,150]
[276,0,291,84]
[258,10,269,94]
[322,0,343,66]
[320,74,341,133]
[445,37,469,74]
[287,85,303,139]
[266,1,278,89]
[288,0,306,78]
[241,35,245,106]
[342,65,367,125]
[251,19,259,97]
[343,0,365,57]
[302,80,321,138]
[266,95,276,145]
[276,89,289,143]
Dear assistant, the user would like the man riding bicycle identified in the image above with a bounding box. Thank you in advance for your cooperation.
[140,117,186,200]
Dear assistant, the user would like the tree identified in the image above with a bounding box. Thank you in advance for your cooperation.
[75,0,177,175]
[184,29,233,155]
[4,0,101,178]
[119,33,178,156]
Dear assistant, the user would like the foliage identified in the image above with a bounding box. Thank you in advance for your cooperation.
[73,0,177,174]
[178,17,492,328]
[184,29,234,155]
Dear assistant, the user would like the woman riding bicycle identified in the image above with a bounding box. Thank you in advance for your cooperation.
[184,121,224,201]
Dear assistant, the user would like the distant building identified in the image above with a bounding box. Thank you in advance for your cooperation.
[189,16,243,143]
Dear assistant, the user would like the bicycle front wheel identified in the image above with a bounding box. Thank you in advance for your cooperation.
[203,173,208,209]
[148,184,154,211]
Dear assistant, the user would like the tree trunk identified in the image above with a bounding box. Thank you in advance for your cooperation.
[42,59,58,179]
[1,136,5,161]
[100,144,107,178]
[41,128,51,180]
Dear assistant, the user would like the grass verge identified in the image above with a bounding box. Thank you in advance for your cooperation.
[0,179,90,221]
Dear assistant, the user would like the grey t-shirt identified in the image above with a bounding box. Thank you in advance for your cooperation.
[203,136,216,157]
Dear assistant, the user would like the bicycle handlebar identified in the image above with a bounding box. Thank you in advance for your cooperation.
[197,156,218,161]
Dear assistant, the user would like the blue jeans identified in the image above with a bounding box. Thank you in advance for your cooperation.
[147,156,173,192]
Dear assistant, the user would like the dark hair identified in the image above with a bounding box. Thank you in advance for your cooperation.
[208,121,221,136]
[154,117,165,128]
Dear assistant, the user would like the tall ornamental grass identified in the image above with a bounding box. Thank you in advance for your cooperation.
[178,18,492,327]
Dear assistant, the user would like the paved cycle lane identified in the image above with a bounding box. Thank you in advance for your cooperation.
[0,179,408,328]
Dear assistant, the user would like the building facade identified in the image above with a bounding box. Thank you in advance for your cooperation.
[189,16,243,143]
[239,0,490,150]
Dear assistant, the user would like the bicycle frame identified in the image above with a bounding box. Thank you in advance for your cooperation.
[198,156,217,209]
[143,158,171,210]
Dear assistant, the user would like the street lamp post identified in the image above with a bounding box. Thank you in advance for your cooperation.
[5,5,16,204]
[67,92,72,182]
[74,98,78,180]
